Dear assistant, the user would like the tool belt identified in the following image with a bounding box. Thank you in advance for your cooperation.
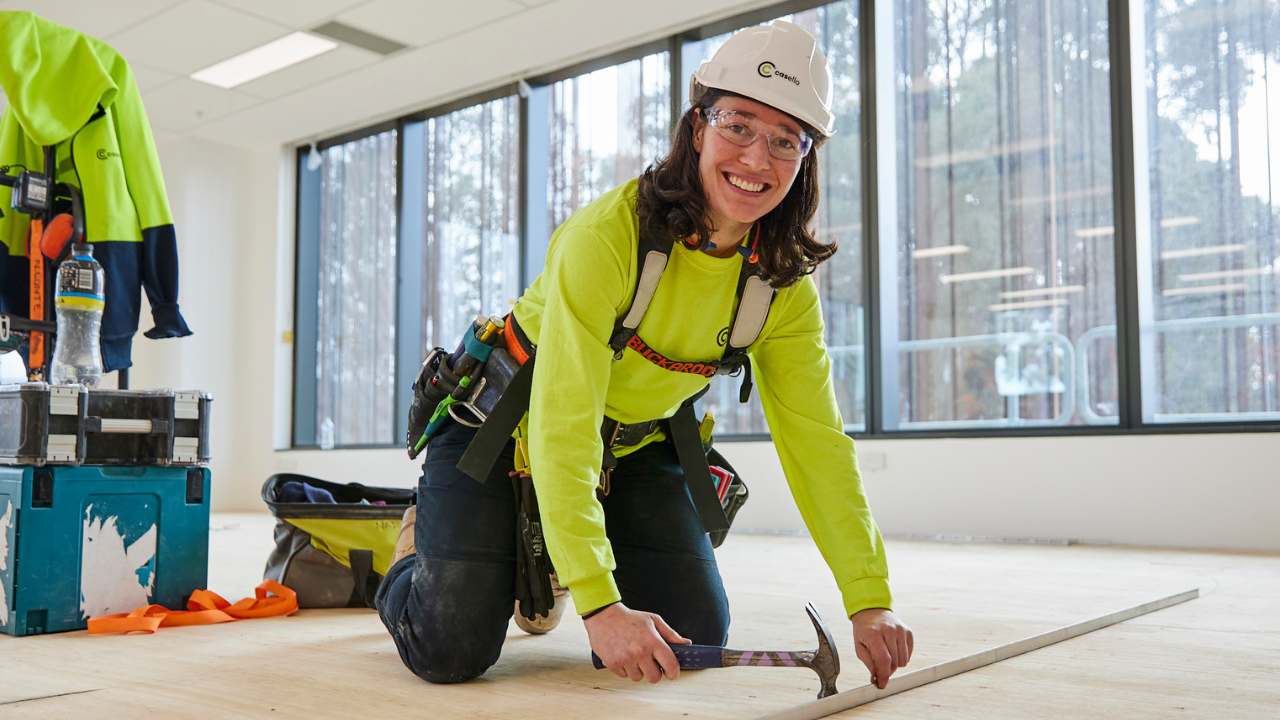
[451,314,746,544]
[408,312,753,618]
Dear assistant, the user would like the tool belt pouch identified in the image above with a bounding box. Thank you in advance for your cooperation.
[512,472,556,621]
[706,447,749,549]
[467,347,523,418]
[407,343,524,457]
[261,473,415,608]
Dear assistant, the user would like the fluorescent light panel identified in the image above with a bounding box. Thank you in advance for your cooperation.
[989,298,1069,312]
[999,285,1084,299]
[912,245,970,259]
[1178,267,1273,282]
[1160,216,1201,228]
[1075,225,1115,238]
[191,32,338,89]
[941,267,1034,284]
[1161,244,1246,260]
[1010,185,1111,207]
[1162,283,1246,297]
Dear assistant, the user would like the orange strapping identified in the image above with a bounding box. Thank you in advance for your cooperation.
[25,219,45,369]
[87,580,298,635]
[503,312,531,365]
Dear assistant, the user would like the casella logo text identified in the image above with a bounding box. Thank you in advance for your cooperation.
[758,61,800,86]
[96,149,121,161]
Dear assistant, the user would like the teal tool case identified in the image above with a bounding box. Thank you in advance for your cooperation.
[0,465,210,636]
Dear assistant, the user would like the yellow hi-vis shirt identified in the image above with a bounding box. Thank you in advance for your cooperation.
[514,179,892,619]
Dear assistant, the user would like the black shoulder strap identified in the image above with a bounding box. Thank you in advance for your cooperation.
[714,260,777,402]
[457,356,537,483]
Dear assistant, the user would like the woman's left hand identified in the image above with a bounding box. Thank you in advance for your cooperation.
[851,608,913,689]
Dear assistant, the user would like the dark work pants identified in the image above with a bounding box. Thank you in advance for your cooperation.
[374,419,731,683]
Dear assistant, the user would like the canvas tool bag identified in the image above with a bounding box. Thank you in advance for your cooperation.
[262,473,414,608]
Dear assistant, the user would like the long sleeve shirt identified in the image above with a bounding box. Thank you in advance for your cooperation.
[513,179,892,619]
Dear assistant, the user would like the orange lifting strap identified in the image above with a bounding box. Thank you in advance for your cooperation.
[87,579,299,635]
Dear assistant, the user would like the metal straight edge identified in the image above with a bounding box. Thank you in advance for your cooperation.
[754,588,1200,720]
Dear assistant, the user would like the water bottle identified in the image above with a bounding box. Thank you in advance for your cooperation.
[50,243,105,388]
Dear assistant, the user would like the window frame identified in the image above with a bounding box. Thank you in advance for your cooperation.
[290,0,1280,449]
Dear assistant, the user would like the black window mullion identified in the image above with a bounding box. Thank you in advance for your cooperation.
[861,0,883,435]
[1108,0,1143,430]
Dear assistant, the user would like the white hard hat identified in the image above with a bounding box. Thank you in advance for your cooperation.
[690,20,835,137]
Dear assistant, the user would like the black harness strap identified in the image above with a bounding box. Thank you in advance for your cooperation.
[667,403,730,533]
[457,355,536,482]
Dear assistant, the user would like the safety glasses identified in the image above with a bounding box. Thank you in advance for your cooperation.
[701,107,814,161]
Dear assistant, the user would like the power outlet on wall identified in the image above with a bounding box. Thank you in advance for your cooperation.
[859,452,887,472]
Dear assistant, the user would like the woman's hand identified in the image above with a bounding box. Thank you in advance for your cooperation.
[584,602,692,683]
[851,608,913,689]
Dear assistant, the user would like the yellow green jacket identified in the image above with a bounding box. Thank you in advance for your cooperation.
[0,11,190,371]
[514,179,892,619]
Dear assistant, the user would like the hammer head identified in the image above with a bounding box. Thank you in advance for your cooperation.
[805,602,840,699]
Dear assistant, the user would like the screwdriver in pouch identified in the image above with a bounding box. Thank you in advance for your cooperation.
[413,315,506,454]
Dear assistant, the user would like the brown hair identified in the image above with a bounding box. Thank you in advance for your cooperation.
[635,89,835,288]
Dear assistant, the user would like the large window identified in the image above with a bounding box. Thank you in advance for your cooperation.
[547,53,672,232]
[1133,0,1280,422]
[878,0,1118,429]
[302,130,400,447]
[405,97,522,360]
[293,0,1280,446]
[689,0,868,434]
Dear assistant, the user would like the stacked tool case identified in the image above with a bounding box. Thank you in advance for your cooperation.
[0,384,212,635]
[0,384,212,466]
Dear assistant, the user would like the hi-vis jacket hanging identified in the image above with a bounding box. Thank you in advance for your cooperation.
[0,12,191,372]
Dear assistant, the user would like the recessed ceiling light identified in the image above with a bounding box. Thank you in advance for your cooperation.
[999,285,1085,299]
[988,298,1069,312]
[1075,225,1116,238]
[1161,243,1246,260]
[940,267,1035,284]
[190,32,338,89]
[912,244,970,259]
[1162,283,1246,297]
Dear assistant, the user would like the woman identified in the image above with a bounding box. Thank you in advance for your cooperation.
[376,20,913,689]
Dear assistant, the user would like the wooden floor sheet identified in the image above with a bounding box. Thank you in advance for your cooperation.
[1,512,1276,718]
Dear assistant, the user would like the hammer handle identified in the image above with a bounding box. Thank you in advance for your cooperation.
[592,644,726,670]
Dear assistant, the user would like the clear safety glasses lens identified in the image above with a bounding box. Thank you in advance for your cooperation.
[703,108,813,160]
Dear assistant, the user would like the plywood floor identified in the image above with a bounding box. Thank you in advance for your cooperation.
[2,513,1277,719]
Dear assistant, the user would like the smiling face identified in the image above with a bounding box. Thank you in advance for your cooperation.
[692,95,805,237]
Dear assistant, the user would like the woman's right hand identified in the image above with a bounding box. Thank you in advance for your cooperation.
[583,602,691,683]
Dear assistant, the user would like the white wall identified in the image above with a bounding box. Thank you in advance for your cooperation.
[131,138,282,510]
[129,2,1280,554]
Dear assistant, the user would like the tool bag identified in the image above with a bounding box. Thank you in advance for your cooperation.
[705,447,748,548]
[261,474,414,608]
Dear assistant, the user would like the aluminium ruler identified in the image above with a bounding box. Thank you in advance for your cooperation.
[755,588,1200,720]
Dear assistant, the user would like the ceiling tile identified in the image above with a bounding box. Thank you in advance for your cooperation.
[337,0,524,49]
[142,78,259,131]
[0,0,182,40]
[109,0,291,76]
[212,0,368,30]
[149,126,181,148]
[235,45,379,100]
[131,63,179,93]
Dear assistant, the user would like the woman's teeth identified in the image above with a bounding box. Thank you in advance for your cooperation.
[726,173,765,193]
